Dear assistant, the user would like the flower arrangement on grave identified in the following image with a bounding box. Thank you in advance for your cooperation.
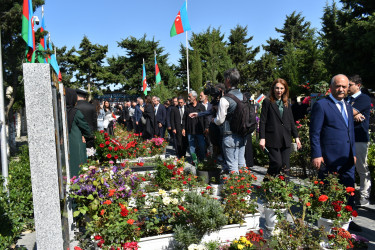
[70,164,139,220]
[196,153,220,171]
[221,168,258,224]
[258,175,294,210]
[309,174,357,226]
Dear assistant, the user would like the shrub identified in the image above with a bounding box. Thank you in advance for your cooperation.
[0,145,34,248]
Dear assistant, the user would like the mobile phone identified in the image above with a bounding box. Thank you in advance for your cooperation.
[320,162,327,172]
[264,147,269,156]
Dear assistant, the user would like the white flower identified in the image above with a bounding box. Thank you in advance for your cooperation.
[188,244,198,250]
[158,189,167,195]
[171,198,178,205]
[162,196,172,205]
[170,189,179,195]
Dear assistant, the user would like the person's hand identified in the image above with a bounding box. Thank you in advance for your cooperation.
[189,112,198,118]
[354,113,365,122]
[296,138,302,150]
[354,156,357,165]
[82,136,86,143]
[204,128,209,135]
[259,139,265,151]
[140,107,144,112]
[136,121,138,125]
[182,129,185,137]
[312,157,324,169]
[168,127,171,130]
[173,129,176,134]
[159,123,162,128]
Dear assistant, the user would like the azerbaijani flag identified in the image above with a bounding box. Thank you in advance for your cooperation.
[170,1,191,37]
[37,6,47,63]
[255,94,266,104]
[22,0,35,62]
[155,56,161,84]
[142,60,147,95]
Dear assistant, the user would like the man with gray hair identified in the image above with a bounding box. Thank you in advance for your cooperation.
[182,90,208,162]
[310,74,361,231]
[153,96,167,138]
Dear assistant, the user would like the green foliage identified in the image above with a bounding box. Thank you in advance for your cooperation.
[252,136,268,166]
[190,49,203,92]
[174,192,228,249]
[0,145,34,248]
[68,36,109,99]
[149,83,174,103]
[227,25,260,91]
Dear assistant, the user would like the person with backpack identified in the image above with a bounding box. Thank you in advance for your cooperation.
[213,68,256,173]
[259,78,301,176]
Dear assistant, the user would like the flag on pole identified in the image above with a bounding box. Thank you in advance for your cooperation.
[22,0,35,62]
[155,54,161,84]
[170,1,191,37]
[255,94,266,104]
[48,34,62,82]
[37,6,47,63]
[142,59,147,95]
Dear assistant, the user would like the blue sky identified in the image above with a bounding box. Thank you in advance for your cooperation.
[34,0,333,66]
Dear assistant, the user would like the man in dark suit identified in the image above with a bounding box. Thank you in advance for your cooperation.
[153,96,167,138]
[347,75,372,207]
[310,74,360,230]
[134,97,144,134]
[171,97,188,158]
[199,91,213,155]
[75,89,96,148]
[120,101,130,130]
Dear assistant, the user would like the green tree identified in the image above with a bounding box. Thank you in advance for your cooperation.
[68,36,108,99]
[113,34,178,96]
[190,49,203,92]
[253,52,279,94]
[227,25,260,90]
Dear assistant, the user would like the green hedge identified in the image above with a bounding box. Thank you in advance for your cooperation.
[0,146,34,248]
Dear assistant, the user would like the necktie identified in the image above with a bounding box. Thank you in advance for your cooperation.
[338,101,348,126]
[180,107,183,124]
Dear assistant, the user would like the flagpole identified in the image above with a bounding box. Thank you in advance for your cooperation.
[185,0,190,94]
[0,28,9,193]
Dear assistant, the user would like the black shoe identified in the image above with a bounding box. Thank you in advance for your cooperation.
[348,221,362,232]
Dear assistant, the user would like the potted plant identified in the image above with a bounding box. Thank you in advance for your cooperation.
[309,174,358,233]
[221,168,260,226]
[258,175,294,230]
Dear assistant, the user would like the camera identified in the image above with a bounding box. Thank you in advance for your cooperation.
[203,82,223,106]
[33,16,40,25]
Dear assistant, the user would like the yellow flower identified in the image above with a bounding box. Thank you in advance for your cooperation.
[240,237,247,243]
[237,244,244,250]
[233,240,238,244]
[151,208,157,213]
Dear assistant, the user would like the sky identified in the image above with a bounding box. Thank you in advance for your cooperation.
[34,0,334,66]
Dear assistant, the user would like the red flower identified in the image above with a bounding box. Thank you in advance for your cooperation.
[103,200,112,205]
[178,205,186,211]
[247,190,251,194]
[114,155,119,159]
[100,130,104,134]
[105,141,110,145]
[121,208,129,217]
[334,205,341,212]
[345,205,353,212]
[100,209,105,216]
[107,154,112,159]
[104,133,108,137]
[318,195,329,202]
[279,175,285,181]
[337,213,341,217]
[94,235,102,240]
[346,187,355,193]
[127,219,135,225]
[183,181,187,185]
[352,210,358,217]
[74,247,83,250]
[206,186,212,190]
[230,186,234,189]
[309,193,314,197]
[137,162,144,167]
[108,146,113,151]
[314,181,319,184]
[99,143,105,148]
[306,202,311,207]
[288,193,293,197]
[187,178,191,181]
[167,164,175,170]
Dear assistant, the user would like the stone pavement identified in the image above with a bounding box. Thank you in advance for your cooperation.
[16,144,375,249]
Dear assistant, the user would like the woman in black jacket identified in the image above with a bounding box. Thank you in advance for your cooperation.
[141,96,156,140]
[259,78,301,176]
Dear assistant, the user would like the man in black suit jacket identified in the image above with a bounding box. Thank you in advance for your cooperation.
[171,97,188,158]
[153,96,167,138]
[120,101,130,130]
[75,89,96,148]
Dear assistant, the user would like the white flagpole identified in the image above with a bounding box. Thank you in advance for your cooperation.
[186,0,190,94]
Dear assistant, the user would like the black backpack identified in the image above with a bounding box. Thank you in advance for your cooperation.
[225,93,256,136]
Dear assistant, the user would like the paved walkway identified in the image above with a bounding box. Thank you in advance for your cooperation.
[16,145,375,249]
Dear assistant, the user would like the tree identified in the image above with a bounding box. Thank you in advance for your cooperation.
[113,34,178,96]
[190,49,203,92]
[253,52,279,94]
[227,25,260,90]
[68,36,108,99]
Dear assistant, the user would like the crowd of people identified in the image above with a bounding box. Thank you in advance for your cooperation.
[66,68,373,232]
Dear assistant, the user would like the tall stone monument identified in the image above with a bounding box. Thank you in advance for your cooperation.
[23,63,71,249]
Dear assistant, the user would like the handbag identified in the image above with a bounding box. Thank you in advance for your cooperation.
[141,116,146,125]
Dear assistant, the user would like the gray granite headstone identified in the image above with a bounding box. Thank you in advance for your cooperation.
[23,64,64,249]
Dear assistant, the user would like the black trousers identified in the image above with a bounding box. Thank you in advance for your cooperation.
[245,134,254,168]
[175,131,188,158]
[267,146,291,176]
